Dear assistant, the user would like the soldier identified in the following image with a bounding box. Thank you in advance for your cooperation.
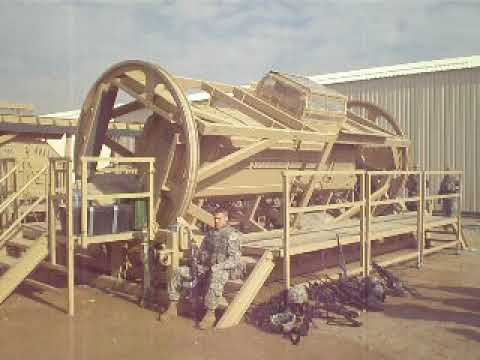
[159,208,243,329]
[439,172,460,217]
[406,166,420,211]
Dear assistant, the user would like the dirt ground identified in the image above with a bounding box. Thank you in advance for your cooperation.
[1,219,479,360]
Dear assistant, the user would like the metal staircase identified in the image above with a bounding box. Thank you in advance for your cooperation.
[0,224,48,303]
[0,160,49,304]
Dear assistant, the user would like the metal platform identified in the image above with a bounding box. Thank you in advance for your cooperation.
[242,212,458,256]
[0,114,143,138]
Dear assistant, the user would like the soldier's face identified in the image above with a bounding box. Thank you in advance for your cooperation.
[214,212,228,230]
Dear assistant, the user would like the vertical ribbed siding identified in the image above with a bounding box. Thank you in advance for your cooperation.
[326,68,479,213]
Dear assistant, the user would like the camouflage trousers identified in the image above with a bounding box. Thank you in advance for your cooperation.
[167,265,229,310]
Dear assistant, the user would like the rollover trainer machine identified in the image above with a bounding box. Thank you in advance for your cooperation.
[0,60,465,329]
[75,60,409,231]
[70,60,420,321]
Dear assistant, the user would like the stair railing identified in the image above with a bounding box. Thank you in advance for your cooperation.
[0,158,19,228]
[0,164,48,248]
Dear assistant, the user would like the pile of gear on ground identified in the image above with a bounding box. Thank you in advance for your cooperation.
[246,262,418,345]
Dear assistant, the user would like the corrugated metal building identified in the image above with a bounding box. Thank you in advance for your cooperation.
[310,56,480,214]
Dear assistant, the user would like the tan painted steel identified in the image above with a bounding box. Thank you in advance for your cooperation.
[316,67,480,213]
[279,169,463,290]
[74,61,410,235]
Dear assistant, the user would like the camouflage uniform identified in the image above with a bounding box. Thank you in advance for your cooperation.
[439,175,459,216]
[168,225,243,310]
[406,174,419,211]
[287,284,309,305]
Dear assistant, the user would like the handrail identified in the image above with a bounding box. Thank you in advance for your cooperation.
[280,168,464,290]
[289,200,364,214]
[0,164,48,214]
[0,162,19,185]
[367,170,422,175]
[424,170,462,175]
[370,196,420,206]
[79,156,155,250]
[0,195,45,248]
[82,156,154,163]
[425,193,460,200]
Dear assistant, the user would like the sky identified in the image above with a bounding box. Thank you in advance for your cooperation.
[1,0,480,113]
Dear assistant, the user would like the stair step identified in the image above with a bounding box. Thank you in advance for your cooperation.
[22,222,47,240]
[0,254,20,269]
[8,237,35,251]
[0,237,49,304]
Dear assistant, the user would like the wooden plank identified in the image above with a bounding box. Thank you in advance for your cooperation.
[232,87,316,131]
[86,192,150,201]
[0,101,35,112]
[155,133,178,214]
[187,203,214,228]
[336,132,410,147]
[202,82,286,129]
[195,183,282,198]
[196,119,337,143]
[82,232,138,246]
[104,137,135,157]
[111,77,176,123]
[214,106,262,127]
[24,278,60,293]
[193,106,241,125]
[292,143,333,227]
[346,111,396,136]
[174,76,234,94]
[111,100,144,118]
[216,251,274,329]
[244,195,267,232]
[197,139,276,182]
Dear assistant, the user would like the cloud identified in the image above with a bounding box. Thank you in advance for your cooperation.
[0,1,479,112]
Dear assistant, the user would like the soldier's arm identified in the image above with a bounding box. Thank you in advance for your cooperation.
[214,232,241,271]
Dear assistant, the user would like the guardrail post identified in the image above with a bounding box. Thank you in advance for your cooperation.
[456,172,462,252]
[365,173,372,277]
[48,159,57,264]
[143,159,155,302]
[359,172,367,277]
[417,172,425,268]
[13,160,19,225]
[81,157,88,249]
[282,172,291,289]
[66,159,74,316]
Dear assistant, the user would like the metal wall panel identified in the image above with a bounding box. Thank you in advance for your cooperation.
[321,68,479,213]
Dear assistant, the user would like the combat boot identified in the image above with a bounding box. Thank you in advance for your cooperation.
[217,296,229,309]
[158,301,178,322]
[198,310,216,330]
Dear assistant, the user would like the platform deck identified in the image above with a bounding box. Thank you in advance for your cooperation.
[242,212,457,256]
